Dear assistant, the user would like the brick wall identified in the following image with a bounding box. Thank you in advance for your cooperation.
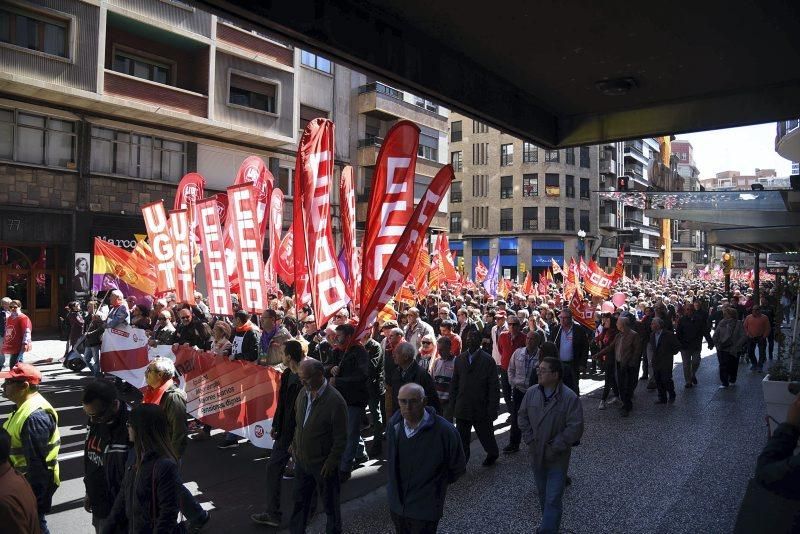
[0,164,78,209]
[89,176,176,214]
[217,24,293,66]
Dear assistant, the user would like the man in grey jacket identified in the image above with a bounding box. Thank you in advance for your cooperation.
[518,357,584,534]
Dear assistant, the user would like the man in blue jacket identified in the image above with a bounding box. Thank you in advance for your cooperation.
[386,383,466,533]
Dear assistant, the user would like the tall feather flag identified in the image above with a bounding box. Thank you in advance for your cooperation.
[482,255,500,298]
[475,258,489,283]
[437,233,459,282]
[522,271,533,294]
[551,258,563,276]
[339,166,359,303]
[611,247,625,283]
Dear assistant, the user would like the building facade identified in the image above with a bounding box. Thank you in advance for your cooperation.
[446,114,599,281]
[0,0,447,330]
[670,140,706,275]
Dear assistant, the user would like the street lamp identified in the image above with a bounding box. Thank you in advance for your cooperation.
[660,244,666,278]
[577,229,586,259]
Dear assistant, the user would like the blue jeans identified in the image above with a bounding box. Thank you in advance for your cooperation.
[532,464,567,534]
[340,405,366,472]
[85,345,101,376]
[1,351,24,370]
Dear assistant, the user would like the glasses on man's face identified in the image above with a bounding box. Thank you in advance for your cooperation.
[180,316,191,321]
[537,367,553,374]
[421,341,432,345]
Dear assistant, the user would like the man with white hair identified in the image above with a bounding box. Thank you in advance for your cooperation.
[404,308,434,351]
[0,297,11,337]
[104,290,129,329]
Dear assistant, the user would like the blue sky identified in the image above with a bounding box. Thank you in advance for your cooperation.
[676,123,793,179]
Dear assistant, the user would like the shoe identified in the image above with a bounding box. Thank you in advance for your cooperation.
[654,399,667,404]
[217,440,239,449]
[190,430,211,441]
[503,444,520,454]
[719,384,729,389]
[639,376,648,381]
[339,470,352,483]
[482,454,499,466]
[684,383,693,389]
[354,452,370,465]
[186,511,211,533]
[251,512,280,527]
[368,442,383,458]
[598,400,607,410]
[692,377,698,385]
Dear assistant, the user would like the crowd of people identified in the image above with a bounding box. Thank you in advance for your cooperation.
[0,274,797,533]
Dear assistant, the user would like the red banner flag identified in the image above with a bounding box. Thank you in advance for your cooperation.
[565,258,578,300]
[538,272,548,295]
[579,257,589,277]
[142,201,176,294]
[412,247,430,291]
[339,166,359,302]
[584,259,615,299]
[265,188,283,295]
[227,183,269,313]
[551,258,563,276]
[276,232,294,286]
[359,121,420,315]
[522,271,533,294]
[355,164,453,340]
[173,172,206,244]
[196,197,233,316]
[612,247,625,282]
[168,209,195,305]
[437,233,459,282]
[569,291,595,331]
[475,258,488,283]
[294,119,349,329]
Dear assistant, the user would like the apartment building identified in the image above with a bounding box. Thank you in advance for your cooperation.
[670,140,706,275]
[446,114,599,281]
[700,169,790,191]
[0,0,447,330]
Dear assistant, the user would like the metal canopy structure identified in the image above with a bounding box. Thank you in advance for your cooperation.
[200,0,800,148]
[598,190,800,254]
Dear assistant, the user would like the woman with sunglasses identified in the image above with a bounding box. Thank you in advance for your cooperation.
[101,404,182,534]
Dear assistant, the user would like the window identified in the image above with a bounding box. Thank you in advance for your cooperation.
[300,105,328,131]
[580,210,590,233]
[545,207,560,230]
[277,166,294,197]
[545,149,560,163]
[500,143,514,166]
[300,50,332,73]
[500,208,513,231]
[565,208,575,231]
[523,207,538,230]
[113,49,173,85]
[545,173,560,197]
[471,206,488,229]
[580,146,590,168]
[473,121,489,133]
[580,178,590,200]
[523,142,537,163]
[414,96,438,113]
[565,148,575,165]
[472,142,488,165]
[451,121,462,142]
[522,173,538,197]
[450,212,462,233]
[0,109,76,167]
[91,126,185,182]
[418,132,438,161]
[228,73,278,114]
[0,6,69,58]
[673,252,683,261]
[500,175,513,199]
[472,174,488,197]
[565,175,575,198]
[451,151,462,172]
[451,181,462,203]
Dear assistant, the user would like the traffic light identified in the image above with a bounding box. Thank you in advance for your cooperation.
[617,176,629,191]
[519,261,526,274]
[722,251,734,274]
[457,256,465,273]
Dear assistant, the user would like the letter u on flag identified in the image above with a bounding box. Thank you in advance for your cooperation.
[294,118,349,329]
[142,201,176,294]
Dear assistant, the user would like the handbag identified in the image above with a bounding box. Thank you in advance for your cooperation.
[733,477,800,533]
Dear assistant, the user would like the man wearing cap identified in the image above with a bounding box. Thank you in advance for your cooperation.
[498,315,527,417]
[1,363,60,533]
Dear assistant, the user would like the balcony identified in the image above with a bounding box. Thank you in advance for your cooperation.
[624,143,648,165]
[599,158,616,175]
[104,70,208,117]
[357,135,444,177]
[357,82,447,132]
[628,244,661,258]
[600,213,616,228]
[626,219,661,236]
[776,118,800,163]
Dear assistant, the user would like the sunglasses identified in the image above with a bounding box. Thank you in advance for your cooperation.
[421,341,432,345]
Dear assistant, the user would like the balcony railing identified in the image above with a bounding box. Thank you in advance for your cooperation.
[500,219,514,231]
[104,70,208,117]
[357,135,383,149]
[545,219,560,230]
[358,81,404,100]
[600,213,616,227]
[523,220,538,230]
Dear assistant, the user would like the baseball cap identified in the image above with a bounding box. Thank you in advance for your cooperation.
[0,363,42,385]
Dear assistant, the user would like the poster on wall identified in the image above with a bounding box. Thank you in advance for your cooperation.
[73,252,91,302]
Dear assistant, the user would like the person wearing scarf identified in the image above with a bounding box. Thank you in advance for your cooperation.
[419,333,438,372]
[231,310,260,362]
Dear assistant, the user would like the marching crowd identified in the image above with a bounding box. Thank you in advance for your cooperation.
[0,275,796,533]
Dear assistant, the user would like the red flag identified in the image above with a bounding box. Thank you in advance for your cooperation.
[173,172,206,244]
[429,246,444,290]
[438,234,459,282]
[551,258,563,276]
[354,164,453,340]
[265,188,283,295]
[565,258,578,300]
[579,257,589,277]
[359,121,420,316]
[475,258,488,283]
[569,291,595,330]
[584,259,615,299]
[196,198,233,315]
[546,269,554,282]
[293,119,348,329]
[142,201,176,294]
[227,183,269,313]
[413,248,431,291]
[538,272,548,295]
[339,166,359,302]
[275,232,294,285]
[168,209,195,304]
[522,271,533,294]
[612,247,625,282]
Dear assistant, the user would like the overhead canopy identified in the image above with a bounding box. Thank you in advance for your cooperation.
[598,190,800,254]
[200,0,800,147]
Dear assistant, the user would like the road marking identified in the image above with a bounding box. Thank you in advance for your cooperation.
[57,450,84,462]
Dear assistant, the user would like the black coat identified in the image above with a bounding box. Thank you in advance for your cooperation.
[174,320,211,350]
[649,330,682,372]
[447,349,499,422]
[83,403,132,521]
[272,369,302,447]
[389,362,441,415]
[676,314,704,351]
[332,344,370,407]
[102,452,181,534]
[552,323,590,369]
[365,337,385,395]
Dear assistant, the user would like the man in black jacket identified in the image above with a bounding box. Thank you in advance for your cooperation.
[330,324,370,481]
[676,305,704,388]
[649,318,682,404]
[82,380,131,533]
[174,308,211,350]
[551,310,589,396]
[364,330,385,457]
[448,330,500,466]
[231,309,260,362]
[388,342,441,417]
[252,340,304,527]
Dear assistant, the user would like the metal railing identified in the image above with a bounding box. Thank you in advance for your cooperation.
[358,81,403,100]
[545,218,560,230]
[357,135,383,149]
[523,220,538,230]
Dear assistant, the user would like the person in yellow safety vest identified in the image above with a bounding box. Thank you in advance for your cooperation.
[1,362,60,534]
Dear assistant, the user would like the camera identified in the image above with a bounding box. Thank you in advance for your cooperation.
[788,382,800,395]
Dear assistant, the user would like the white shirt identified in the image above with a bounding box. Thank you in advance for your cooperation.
[303,379,328,427]
[403,409,431,438]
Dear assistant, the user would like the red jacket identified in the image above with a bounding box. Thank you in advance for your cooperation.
[497,330,526,370]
